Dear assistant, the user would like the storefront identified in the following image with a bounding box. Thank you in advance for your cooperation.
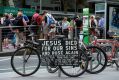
[88,0,119,38]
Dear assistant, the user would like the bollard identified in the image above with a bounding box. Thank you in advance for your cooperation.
[58,69,61,77]
[0,29,2,52]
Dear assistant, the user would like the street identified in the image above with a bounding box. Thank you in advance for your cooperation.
[0,56,12,73]
[0,56,119,80]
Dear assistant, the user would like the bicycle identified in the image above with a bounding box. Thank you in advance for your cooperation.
[77,33,107,74]
[92,34,119,70]
[46,33,107,74]
[11,34,89,77]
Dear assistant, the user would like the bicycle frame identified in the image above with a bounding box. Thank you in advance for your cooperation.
[92,38,119,62]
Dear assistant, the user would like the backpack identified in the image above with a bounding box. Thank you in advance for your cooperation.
[47,15,55,25]
[36,15,43,25]
[3,19,10,26]
[13,16,23,26]
[31,16,38,25]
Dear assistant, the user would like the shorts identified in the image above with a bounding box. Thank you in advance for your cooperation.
[43,24,49,34]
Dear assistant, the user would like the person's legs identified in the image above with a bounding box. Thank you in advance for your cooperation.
[43,25,49,39]
[3,38,9,48]
[52,27,56,38]
[100,28,103,39]
[63,29,68,38]
[14,29,21,48]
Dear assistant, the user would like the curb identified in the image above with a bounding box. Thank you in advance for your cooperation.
[0,51,15,57]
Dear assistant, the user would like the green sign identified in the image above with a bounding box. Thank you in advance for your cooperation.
[83,8,89,45]
[0,7,35,16]
[83,8,89,16]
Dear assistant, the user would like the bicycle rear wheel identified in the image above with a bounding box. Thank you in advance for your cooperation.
[86,46,107,74]
[59,49,88,77]
[11,47,40,76]
[114,48,119,70]
[101,46,112,66]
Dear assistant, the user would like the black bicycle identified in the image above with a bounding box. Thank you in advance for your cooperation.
[11,34,88,77]
[47,33,108,74]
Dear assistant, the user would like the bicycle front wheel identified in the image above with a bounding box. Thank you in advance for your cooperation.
[86,46,107,74]
[11,47,40,76]
[114,48,119,70]
[59,49,88,77]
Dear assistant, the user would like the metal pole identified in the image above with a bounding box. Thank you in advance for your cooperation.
[104,0,107,39]
[0,29,2,52]
[40,0,42,13]
[75,0,77,13]
[59,0,61,11]
[75,0,78,39]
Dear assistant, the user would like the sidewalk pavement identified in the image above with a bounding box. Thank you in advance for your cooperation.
[0,67,119,80]
[0,44,16,56]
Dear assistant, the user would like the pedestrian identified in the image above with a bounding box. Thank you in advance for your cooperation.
[98,16,105,38]
[89,15,98,36]
[71,16,83,39]
[30,10,43,37]
[31,9,40,25]
[69,18,76,39]
[61,17,70,38]
[75,16,83,38]
[13,12,27,48]
[42,11,56,39]
[18,9,29,24]
[9,13,15,26]
[2,13,11,48]
[1,13,7,25]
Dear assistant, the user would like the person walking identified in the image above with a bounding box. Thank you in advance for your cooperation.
[42,11,56,39]
[2,13,12,48]
[98,17,105,39]
[61,17,70,38]
[89,15,98,36]
[13,12,27,48]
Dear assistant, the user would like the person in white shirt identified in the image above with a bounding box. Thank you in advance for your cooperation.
[61,17,70,38]
[89,15,98,36]
[42,11,56,39]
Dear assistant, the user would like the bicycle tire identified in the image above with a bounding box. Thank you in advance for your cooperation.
[59,49,88,77]
[86,46,107,74]
[11,47,41,76]
[101,46,112,66]
[95,43,112,66]
[114,48,119,70]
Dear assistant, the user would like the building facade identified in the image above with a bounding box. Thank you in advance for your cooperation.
[0,0,95,19]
